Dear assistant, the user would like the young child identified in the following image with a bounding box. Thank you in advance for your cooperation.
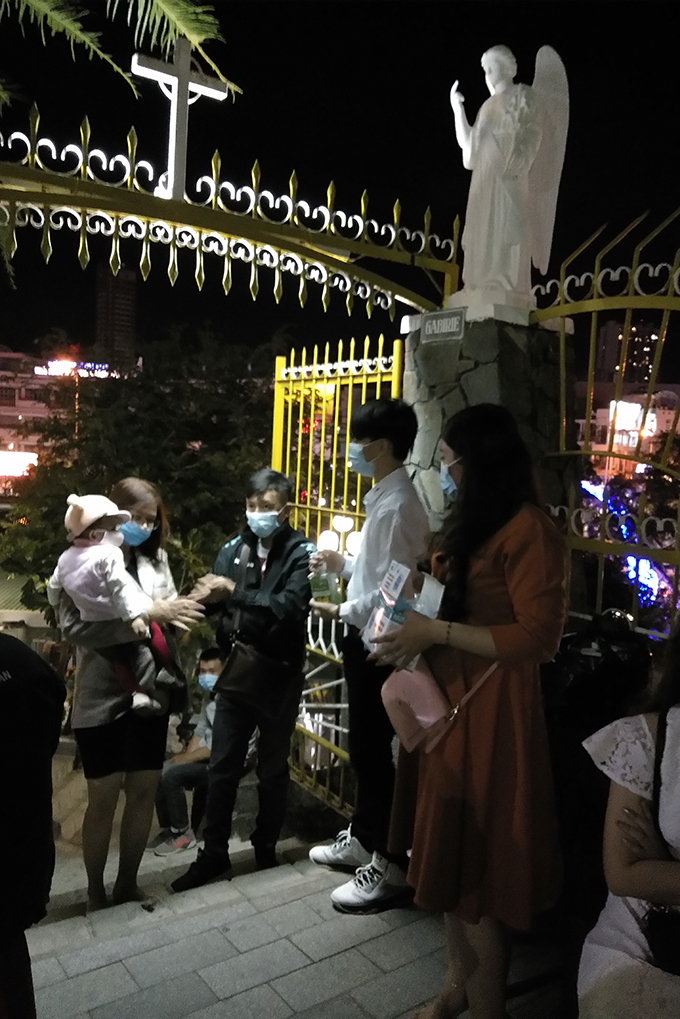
[47,493,161,713]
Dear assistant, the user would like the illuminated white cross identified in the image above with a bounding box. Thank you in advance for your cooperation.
[131,37,229,201]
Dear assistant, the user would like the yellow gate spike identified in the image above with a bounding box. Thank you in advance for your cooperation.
[298,272,307,308]
[274,266,282,304]
[109,222,121,276]
[40,212,52,263]
[250,261,259,300]
[29,104,39,169]
[424,206,431,237]
[139,227,151,281]
[195,245,204,291]
[360,190,368,240]
[211,150,221,208]
[222,251,232,295]
[322,280,330,312]
[167,237,178,286]
[80,117,91,181]
[126,126,138,189]
[78,216,90,269]
[328,181,336,232]
[251,160,261,209]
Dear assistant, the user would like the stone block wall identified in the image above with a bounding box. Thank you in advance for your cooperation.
[403,318,575,529]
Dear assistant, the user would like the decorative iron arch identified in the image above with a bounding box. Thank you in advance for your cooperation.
[0,104,460,319]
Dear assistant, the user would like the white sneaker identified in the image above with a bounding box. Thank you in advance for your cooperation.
[309,826,372,870]
[330,852,413,913]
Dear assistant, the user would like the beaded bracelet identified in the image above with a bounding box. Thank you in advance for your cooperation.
[446,621,452,645]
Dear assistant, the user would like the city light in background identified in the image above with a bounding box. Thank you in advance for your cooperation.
[0,451,37,476]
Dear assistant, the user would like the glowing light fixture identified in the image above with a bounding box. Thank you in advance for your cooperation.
[0,451,37,476]
[332,515,354,533]
[581,480,604,501]
[317,529,340,551]
[609,400,657,437]
[345,530,362,557]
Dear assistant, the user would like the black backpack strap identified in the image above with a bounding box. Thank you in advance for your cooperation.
[652,707,670,840]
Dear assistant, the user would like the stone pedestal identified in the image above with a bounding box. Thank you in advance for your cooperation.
[403,318,574,528]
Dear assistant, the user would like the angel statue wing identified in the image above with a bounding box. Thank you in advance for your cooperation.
[529,46,569,275]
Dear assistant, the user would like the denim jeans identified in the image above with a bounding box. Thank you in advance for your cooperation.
[202,675,303,859]
[155,760,209,832]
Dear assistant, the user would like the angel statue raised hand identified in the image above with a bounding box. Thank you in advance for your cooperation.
[449,45,568,319]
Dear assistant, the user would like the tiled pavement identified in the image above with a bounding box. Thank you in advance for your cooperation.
[30,844,564,1019]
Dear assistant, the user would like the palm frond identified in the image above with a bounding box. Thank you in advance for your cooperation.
[1,0,137,94]
[0,75,14,108]
[108,0,240,94]
[0,223,16,288]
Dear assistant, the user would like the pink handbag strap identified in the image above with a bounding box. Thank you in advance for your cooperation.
[446,661,499,724]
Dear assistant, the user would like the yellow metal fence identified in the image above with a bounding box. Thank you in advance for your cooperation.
[273,337,402,812]
[531,208,680,637]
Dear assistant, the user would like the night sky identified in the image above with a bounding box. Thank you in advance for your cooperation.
[0,1,678,358]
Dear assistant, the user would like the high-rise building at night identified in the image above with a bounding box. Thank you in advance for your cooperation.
[624,322,659,383]
[595,320,620,382]
[95,265,136,365]
[594,319,659,384]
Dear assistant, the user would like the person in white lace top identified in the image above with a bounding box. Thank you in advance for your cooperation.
[577,631,680,1015]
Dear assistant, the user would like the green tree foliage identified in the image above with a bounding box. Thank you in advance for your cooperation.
[0,0,238,107]
[0,328,274,612]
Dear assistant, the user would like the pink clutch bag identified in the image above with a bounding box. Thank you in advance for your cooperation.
[381,657,498,753]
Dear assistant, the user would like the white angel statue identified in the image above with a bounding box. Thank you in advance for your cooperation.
[449,44,569,317]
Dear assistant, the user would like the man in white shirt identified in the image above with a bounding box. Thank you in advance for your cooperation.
[309,398,430,913]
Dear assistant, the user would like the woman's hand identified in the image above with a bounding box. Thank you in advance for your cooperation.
[189,573,234,604]
[617,801,671,864]
[148,596,205,630]
[310,599,340,621]
[368,610,436,667]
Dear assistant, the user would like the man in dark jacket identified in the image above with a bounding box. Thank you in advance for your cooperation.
[1,633,65,1019]
[173,468,314,891]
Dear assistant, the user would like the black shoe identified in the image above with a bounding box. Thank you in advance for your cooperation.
[253,843,279,870]
[171,849,232,892]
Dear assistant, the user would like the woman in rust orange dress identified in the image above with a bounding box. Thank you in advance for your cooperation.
[371,404,566,1019]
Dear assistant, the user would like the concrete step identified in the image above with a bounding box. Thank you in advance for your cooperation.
[29,841,348,959]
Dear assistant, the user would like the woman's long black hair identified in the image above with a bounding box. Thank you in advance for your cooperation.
[648,624,680,712]
[438,404,540,620]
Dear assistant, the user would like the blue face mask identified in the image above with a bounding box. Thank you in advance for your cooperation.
[440,461,458,499]
[246,510,281,539]
[197,672,218,692]
[119,520,155,547]
[347,441,375,477]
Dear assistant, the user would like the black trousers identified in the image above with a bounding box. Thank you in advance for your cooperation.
[202,676,303,858]
[343,626,397,857]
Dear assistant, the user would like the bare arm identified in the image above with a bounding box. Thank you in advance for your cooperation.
[369,612,497,665]
[450,80,473,169]
[172,734,210,764]
[603,780,680,905]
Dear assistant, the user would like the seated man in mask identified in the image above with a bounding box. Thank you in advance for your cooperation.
[149,646,226,855]
[173,469,314,890]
